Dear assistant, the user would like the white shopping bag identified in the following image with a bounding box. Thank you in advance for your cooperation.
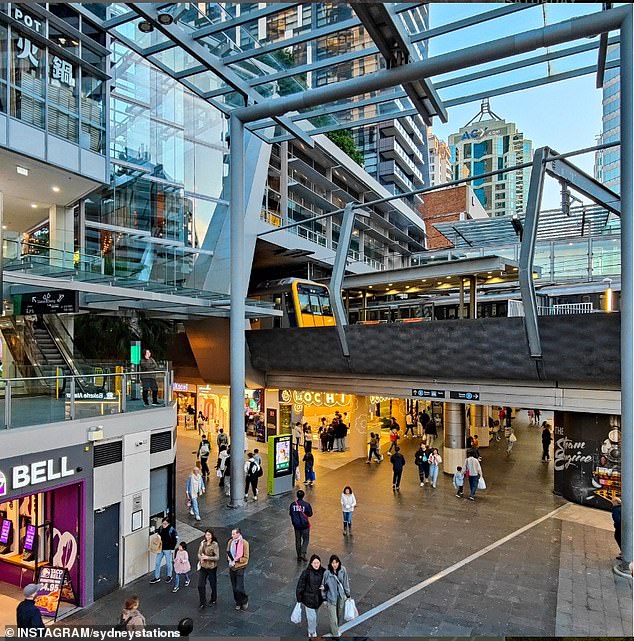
[478,476,487,490]
[344,598,358,622]
[290,602,302,624]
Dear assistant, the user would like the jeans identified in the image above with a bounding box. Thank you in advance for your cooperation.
[294,527,310,559]
[392,469,402,487]
[368,447,380,462]
[468,474,479,498]
[388,441,397,453]
[154,550,173,579]
[174,572,189,589]
[198,567,217,605]
[305,606,318,636]
[430,464,439,487]
[142,379,158,405]
[190,496,201,519]
[343,511,352,526]
[229,568,248,606]
[326,600,345,636]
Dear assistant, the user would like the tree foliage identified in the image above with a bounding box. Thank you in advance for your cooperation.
[326,130,365,167]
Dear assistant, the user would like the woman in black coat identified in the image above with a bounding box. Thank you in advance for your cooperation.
[295,554,325,638]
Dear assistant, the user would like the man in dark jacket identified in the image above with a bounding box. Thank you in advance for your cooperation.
[289,490,313,561]
[17,583,45,631]
[150,519,178,584]
[390,447,406,490]
[541,423,552,461]
[140,349,160,406]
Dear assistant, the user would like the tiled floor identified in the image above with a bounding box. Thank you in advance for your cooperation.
[64,410,632,636]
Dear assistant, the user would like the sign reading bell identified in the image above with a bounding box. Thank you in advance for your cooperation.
[0,457,75,497]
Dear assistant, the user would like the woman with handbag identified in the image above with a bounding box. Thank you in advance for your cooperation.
[295,554,325,638]
[320,554,351,636]
[197,529,219,609]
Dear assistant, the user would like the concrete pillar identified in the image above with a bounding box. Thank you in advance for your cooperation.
[459,279,465,319]
[468,276,478,319]
[49,205,74,268]
[443,402,466,475]
[347,395,369,459]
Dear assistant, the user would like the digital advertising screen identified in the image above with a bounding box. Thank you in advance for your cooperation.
[0,519,11,545]
[273,435,292,478]
[24,524,36,551]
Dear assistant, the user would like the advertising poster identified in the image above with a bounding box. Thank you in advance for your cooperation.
[23,524,36,551]
[279,404,292,432]
[274,435,291,477]
[266,408,277,439]
[36,567,65,618]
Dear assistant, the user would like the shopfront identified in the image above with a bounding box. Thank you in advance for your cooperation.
[0,445,93,612]
[174,383,198,428]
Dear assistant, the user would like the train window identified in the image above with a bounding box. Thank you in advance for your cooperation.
[309,293,322,315]
[320,294,333,316]
[298,292,311,314]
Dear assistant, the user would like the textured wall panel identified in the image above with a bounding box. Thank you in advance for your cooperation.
[246,314,620,386]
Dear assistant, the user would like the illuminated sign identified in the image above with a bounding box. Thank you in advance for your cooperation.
[460,127,506,141]
[411,388,445,399]
[273,435,292,478]
[24,524,36,551]
[0,471,6,497]
[12,457,75,490]
[279,390,348,407]
[0,519,11,544]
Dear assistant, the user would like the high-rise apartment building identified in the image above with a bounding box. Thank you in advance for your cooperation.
[449,100,533,218]
[595,44,620,193]
[427,132,452,187]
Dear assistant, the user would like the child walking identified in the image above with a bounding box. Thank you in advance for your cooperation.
[173,541,191,593]
[453,465,465,498]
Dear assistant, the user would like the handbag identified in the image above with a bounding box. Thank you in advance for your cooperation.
[509,433,517,443]
[344,598,358,622]
[478,476,487,490]
[290,602,302,625]
[216,469,223,478]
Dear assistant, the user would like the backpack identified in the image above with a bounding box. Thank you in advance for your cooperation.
[200,442,210,457]
[115,616,131,632]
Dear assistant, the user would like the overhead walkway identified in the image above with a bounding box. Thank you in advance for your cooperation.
[247,313,620,414]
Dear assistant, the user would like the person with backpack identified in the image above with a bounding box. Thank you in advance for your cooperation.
[186,467,205,521]
[172,541,191,593]
[216,445,229,488]
[367,432,381,463]
[244,452,261,501]
[390,446,405,490]
[150,519,177,584]
[119,596,145,631]
[320,554,351,637]
[290,489,313,561]
[217,429,229,450]
[303,442,315,486]
[414,442,428,487]
[197,529,219,609]
[197,435,212,479]
[295,554,325,638]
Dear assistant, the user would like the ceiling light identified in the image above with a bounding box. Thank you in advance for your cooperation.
[437,281,443,286]
[1,225,6,230]
[487,271,492,274]
[422,279,427,282]
[157,13,174,25]
[388,283,393,286]
[31,203,38,208]
[138,20,154,33]
[52,186,60,193]
[16,166,29,176]
[368,286,373,289]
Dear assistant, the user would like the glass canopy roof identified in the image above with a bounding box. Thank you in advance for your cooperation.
[73,2,620,144]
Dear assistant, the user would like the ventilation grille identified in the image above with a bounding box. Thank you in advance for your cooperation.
[150,431,172,454]
[94,441,123,468]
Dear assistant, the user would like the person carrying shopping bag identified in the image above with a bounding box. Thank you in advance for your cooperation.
[295,554,325,638]
[320,554,351,637]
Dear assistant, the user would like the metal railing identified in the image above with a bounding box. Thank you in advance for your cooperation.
[509,300,596,317]
[0,369,172,430]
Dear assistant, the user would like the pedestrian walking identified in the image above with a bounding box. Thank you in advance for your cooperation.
[612,497,622,559]
[216,428,229,450]
[541,423,552,461]
[414,442,428,486]
[464,450,483,501]
[294,422,303,449]
[390,446,405,490]
[303,442,315,486]
[197,412,207,437]
[16,584,45,632]
[292,446,300,485]
[295,554,325,638]
[253,448,262,467]
[341,486,357,535]
[534,408,541,423]
[197,434,211,479]
[527,409,535,425]
[216,445,229,487]
[320,554,351,637]
[424,416,437,447]
[197,529,219,609]
[172,542,191,593]
[290,489,313,561]
[367,432,381,463]
[244,452,260,501]
[404,412,415,438]
[150,519,177,583]
[388,426,400,454]
[506,427,517,456]
[140,349,160,406]
[227,528,249,611]
[453,466,465,497]
[303,422,313,448]
[119,596,146,632]
[428,447,442,488]
[223,447,232,497]
[186,467,205,521]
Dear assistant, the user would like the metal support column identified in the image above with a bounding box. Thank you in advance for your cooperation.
[469,276,478,319]
[618,5,633,574]
[459,278,465,319]
[229,115,246,508]
[520,146,548,359]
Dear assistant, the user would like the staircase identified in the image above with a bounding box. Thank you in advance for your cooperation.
[32,324,68,373]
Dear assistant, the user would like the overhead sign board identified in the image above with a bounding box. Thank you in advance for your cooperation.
[14,290,78,315]
[450,391,481,401]
[411,388,446,399]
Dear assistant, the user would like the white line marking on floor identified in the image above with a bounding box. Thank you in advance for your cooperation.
[338,503,571,635]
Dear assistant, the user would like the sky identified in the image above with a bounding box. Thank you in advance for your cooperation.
[424,3,607,209]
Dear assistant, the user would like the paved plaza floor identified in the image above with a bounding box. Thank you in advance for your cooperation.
[65,411,632,636]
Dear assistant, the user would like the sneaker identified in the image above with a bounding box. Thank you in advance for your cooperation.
[468,496,475,501]
[166,576,173,583]
[432,484,436,489]
[241,602,249,611]
[303,481,309,486]
[185,578,190,587]
[366,460,371,464]
[235,605,241,611]
[189,509,195,516]
[396,486,400,490]
[309,482,314,486]
[144,403,150,407]
[420,482,424,487]
[149,578,161,584]
[152,402,162,406]
[208,601,216,606]
[254,493,258,501]
[199,604,205,610]
[392,484,396,489]
[244,494,248,499]
[172,586,179,593]
[195,516,201,521]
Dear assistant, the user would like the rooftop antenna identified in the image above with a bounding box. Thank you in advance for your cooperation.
[465,98,503,126]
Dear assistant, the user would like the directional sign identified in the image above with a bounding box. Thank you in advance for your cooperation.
[411,388,446,399]
[450,391,480,401]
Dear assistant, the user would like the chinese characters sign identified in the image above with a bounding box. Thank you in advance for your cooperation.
[51,55,75,87]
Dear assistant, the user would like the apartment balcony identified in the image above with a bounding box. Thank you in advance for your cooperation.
[379,138,424,184]
[379,120,424,162]
[379,160,415,193]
